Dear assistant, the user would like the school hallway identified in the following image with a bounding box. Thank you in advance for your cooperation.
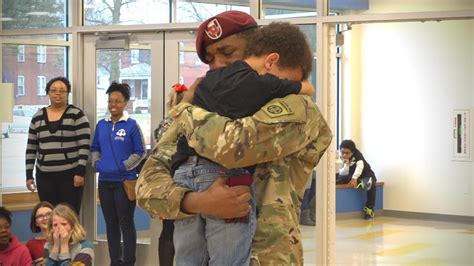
[302,216,474,265]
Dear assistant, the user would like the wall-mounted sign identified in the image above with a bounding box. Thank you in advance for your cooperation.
[453,109,470,161]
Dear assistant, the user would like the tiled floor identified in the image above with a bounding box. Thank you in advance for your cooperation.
[301,216,474,265]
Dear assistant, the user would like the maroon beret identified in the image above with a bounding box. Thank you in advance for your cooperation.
[196,10,257,64]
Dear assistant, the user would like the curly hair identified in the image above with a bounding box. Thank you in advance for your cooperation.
[106,81,131,101]
[0,206,12,225]
[45,77,71,94]
[30,201,54,233]
[235,26,258,44]
[47,204,86,245]
[244,22,313,80]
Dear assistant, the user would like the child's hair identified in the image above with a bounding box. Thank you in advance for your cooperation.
[235,26,258,45]
[0,206,12,224]
[340,139,356,152]
[46,77,71,94]
[106,81,131,101]
[244,22,313,80]
[30,201,54,233]
[47,204,86,245]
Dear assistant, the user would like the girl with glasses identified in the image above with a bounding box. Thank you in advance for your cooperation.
[27,201,54,266]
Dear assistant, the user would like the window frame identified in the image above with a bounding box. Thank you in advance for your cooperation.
[130,49,140,64]
[17,45,25,62]
[37,45,47,63]
[37,75,47,96]
[17,75,25,96]
[140,79,148,99]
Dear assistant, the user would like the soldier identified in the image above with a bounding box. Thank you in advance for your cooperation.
[136,10,332,265]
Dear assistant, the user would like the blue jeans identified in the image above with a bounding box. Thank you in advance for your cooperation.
[173,156,256,266]
[98,181,137,266]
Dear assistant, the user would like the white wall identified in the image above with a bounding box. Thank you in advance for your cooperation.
[343,19,474,217]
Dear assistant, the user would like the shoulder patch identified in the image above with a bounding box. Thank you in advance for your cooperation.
[262,101,293,118]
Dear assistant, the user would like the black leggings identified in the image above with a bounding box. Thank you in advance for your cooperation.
[158,219,175,266]
[366,178,377,208]
[36,168,83,214]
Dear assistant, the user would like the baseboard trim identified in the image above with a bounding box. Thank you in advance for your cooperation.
[336,210,383,219]
[383,210,474,224]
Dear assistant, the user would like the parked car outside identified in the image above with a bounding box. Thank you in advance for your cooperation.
[10,108,36,133]
[1,123,10,138]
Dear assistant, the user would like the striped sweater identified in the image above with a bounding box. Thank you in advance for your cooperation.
[25,105,91,180]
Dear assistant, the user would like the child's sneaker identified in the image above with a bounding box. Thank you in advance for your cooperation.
[356,177,373,191]
[363,206,374,220]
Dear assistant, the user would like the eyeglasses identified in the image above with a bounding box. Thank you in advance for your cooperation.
[107,100,125,105]
[36,212,52,220]
[340,151,352,155]
[49,89,68,95]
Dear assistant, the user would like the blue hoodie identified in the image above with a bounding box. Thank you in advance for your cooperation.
[91,114,146,181]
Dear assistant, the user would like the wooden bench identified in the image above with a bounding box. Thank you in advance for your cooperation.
[2,192,39,211]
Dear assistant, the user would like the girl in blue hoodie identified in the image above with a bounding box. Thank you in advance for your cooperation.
[91,82,146,265]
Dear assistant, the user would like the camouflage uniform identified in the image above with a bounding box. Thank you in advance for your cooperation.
[136,94,332,265]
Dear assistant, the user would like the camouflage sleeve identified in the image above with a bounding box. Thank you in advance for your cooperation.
[135,121,191,219]
[170,94,329,169]
[289,119,333,198]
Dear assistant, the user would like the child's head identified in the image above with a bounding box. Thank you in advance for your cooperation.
[0,207,12,248]
[244,22,313,81]
[31,201,54,233]
[47,204,86,244]
[339,139,357,160]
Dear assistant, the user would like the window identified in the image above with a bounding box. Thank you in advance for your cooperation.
[37,76,47,96]
[179,51,184,64]
[37,46,47,63]
[195,56,202,66]
[1,1,68,29]
[141,80,148,99]
[17,75,25,96]
[2,39,68,190]
[130,49,140,64]
[129,81,136,99]
[17,45,25,62]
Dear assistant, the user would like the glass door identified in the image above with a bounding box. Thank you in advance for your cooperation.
[83,32,163,265]
[83,30,206,265]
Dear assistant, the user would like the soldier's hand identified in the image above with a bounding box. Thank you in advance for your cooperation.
[181,177,251,218]
[182,76,203,103]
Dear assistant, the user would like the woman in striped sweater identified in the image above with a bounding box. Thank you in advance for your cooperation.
[25,77,91,214]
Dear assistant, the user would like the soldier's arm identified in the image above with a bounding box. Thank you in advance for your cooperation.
[290,118,333,196]
[136,122,252,219]
[171,95,327,169]
[136,123,190,219]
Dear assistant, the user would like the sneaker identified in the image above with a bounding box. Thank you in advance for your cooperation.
[356,177,373,191]
[363,206,374,220]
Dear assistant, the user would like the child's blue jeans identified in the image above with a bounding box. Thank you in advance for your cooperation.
[173,156,256,266]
